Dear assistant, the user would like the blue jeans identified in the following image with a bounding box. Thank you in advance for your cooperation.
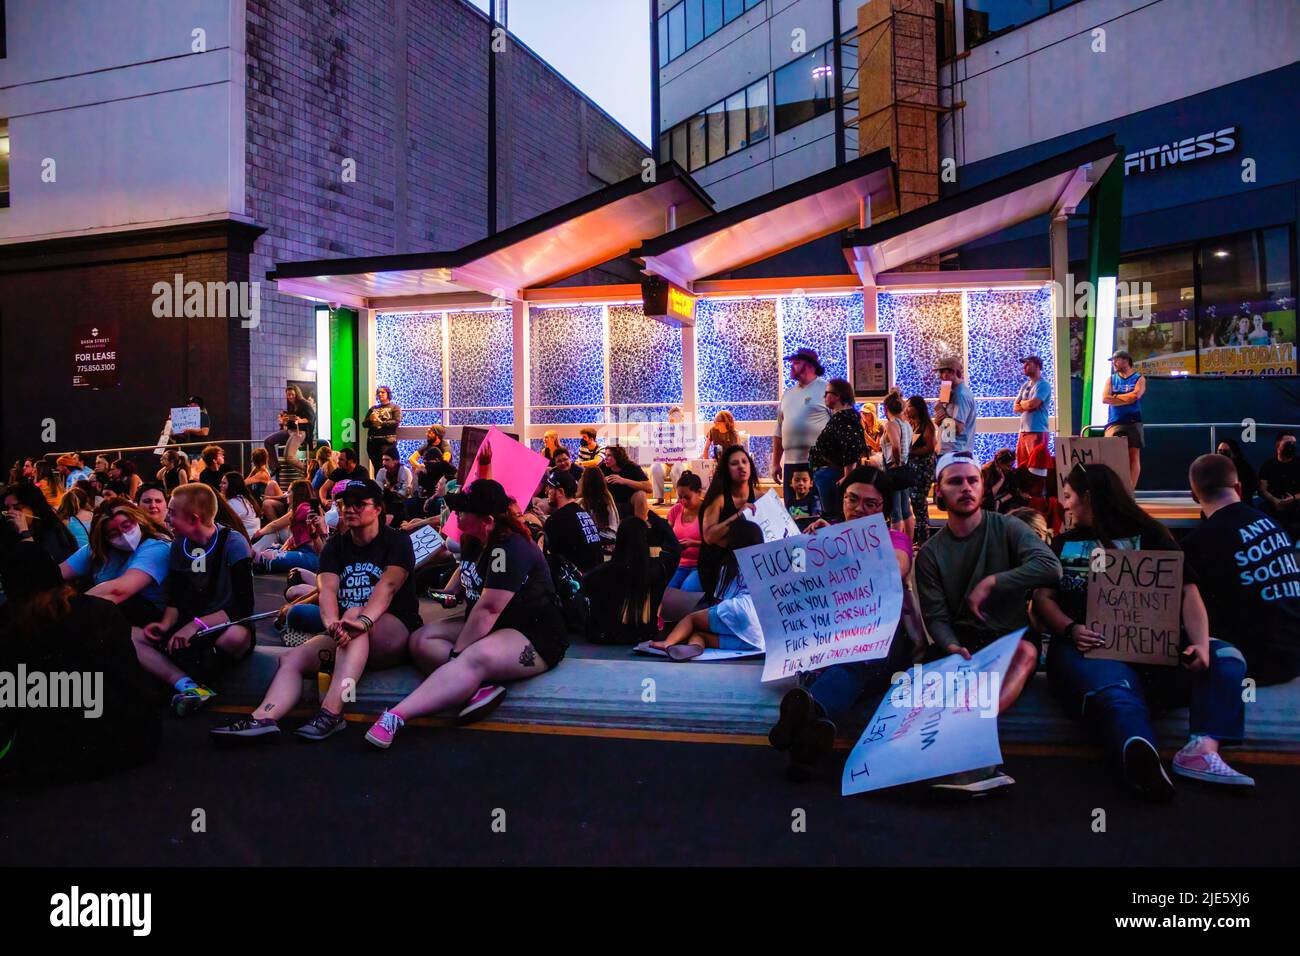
[1047,637,1246,768]
[261,548,320,573]
[889,489,912,523]
[813,466,843,521]
[807,631,913,724]
[668,566,702,591]
[286,603,323,633]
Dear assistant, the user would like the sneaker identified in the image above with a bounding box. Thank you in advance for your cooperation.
[365,710,405,749]
[787,717,836,783]
[1172,748,1255,788]
[768,687,815,753]
[295,709,348,741]
[1122,737,1176,801]
[171,684,218,717]
[211,716,280,740]
[930,766,1016,796]
[458,685,506,723]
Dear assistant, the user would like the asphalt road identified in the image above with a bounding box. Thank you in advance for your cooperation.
[1,715,1295,867]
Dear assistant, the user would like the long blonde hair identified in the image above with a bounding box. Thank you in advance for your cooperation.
[711,410,739,447]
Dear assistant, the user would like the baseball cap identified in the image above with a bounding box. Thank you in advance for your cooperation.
[932,353,962,373]
[336,478,384,506]
[1020,355,1043,367]
[546,468,578,497]
[935,450,980,480]
[1110,348,1133,362]
[446,478,511,516]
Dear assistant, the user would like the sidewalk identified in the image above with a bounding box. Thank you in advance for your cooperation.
[224,578,1300,753]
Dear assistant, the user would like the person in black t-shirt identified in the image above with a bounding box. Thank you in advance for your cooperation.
[263,385,317,472]
[541,469,603,573]
[365,479,567,750]
[1032,462,1254,798]
[584,512,681,644]
[1184,453,1300,685]
[322,447,370,504]
[600,445,652,520]
[548,447,585,487]
[1258,431,1300,537]
[212,479,420,743]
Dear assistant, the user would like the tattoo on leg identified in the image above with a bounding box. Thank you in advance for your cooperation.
[262,704,275,713]
[518,644,537,668]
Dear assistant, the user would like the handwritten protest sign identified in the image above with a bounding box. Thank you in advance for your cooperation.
[1056,436,1133,491]
[744,489,801,542]
[444,426,549,543]
[841,631,1023,796]
[170,407,202,432]
[737,513,904,682]
[408,524,446,569]
[1087,549,1183,666]
[636,422,700,466]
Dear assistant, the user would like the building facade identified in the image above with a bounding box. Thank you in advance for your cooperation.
[0,0,648,463]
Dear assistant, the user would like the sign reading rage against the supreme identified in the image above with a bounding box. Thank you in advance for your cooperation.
[1086,548,1183,666]
[737,513,904,682]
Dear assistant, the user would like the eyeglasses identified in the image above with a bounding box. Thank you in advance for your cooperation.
[339,501,374,511]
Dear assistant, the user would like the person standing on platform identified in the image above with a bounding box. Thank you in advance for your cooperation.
[931,354,976,455]
[170,395,211,444]
[808,378,865,521]
[363,386,402,468]
[773,348,830,506]
[1014,356,1051,467]
[1102,349,1146,488]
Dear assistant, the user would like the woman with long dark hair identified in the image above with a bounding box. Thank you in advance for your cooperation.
[4,481,79,564]
[33,460,63,508]
[221,472,262,539]
[156,447,191,494]
[363,385,402,468]
[585,513,682,644]
[600,444,653,520]
[1032,463,1254,797]
[696,444,760,596]
[904,395,937,545]
[579,466,620,540]
[666,471,705,591]
[370,479,568,748]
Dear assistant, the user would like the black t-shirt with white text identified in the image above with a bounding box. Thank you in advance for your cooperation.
[460,532,557,628]
[319,526,421,631]
[543,502,604,573]
[1182,502,1300,682]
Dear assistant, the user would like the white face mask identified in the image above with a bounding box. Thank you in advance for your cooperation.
[110,525,143,552]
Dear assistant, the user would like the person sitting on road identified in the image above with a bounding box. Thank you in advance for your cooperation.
[585,511,681,645]
[696,444,759,596]
[136,483,170,529]
[367,479,569,749]
[911,451,1062,794]
[541,468,604,574]
[599,444,653,521]
[1182,452,1299,686]
[59,501,173,630]
[579,465,620,544]
[650,518,763,661]
[221,472,263,540]
[768,465,920,781]
[136,483,255,717]
[6,481,80,564]
[665,471,705,591]
[213,479,423,742]
[785,465,822,531]
[1032,462,1255,797]
[58,486,95,550]
[377,445,416,500]
[251,480,325,572]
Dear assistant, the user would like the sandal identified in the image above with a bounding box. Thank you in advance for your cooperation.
[667,644,705,662]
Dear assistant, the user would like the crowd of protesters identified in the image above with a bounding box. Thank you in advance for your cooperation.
[1,368,1296,800]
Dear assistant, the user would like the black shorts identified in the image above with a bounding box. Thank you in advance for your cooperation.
[1105,420,1144,449]
[497,604,569,669]
[162,623,256,684]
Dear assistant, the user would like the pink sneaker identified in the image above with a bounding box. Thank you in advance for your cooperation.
[458,685,506,723]
[1172,748,1255,787]
[365,710,405,749]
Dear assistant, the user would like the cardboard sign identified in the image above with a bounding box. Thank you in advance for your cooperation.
[841,631,1023,795]
[744,489,801,542]
[737,514,905,682]
[443,426,549,543]
[1086,549,1183,666]
[1056,436,1133,492]
[408,524,446,569]
[171,407,202,432]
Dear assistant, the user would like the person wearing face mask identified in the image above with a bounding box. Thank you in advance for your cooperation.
[1258,431,1300,538]
[58,501,173,629]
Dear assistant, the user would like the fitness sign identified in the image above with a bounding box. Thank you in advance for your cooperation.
[72,319,120,388]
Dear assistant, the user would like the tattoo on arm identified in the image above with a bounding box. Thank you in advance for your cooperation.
[518,644,537,668]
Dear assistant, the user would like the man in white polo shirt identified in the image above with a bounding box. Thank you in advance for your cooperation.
[773,347,830,506]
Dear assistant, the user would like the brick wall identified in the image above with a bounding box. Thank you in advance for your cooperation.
[245,0,648,435]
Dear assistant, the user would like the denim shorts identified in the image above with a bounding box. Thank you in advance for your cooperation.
[706,607,754,650]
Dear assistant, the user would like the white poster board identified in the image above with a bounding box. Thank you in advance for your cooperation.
[744,489,801,542]
[636,422,701,466]
[409,524,446,569]
[840,631,1023,796]
[170,406,202,432]
[737,513,905,682]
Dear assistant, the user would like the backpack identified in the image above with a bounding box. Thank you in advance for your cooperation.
[547,552,591,639]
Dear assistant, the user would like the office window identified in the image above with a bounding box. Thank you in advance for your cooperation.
[724,0,744,23]
[668,3,686,60]
[746,0,763,8]
[1196,227,1296,374]
[725,91,747,155]
[707,102,726,164]
[688,113,708,171]
[746,78,768,144]
[964,1,1080,50]
[774,43,833,134]
[704,0,723,36]
[1115,248,1195,374]
[671,124,689,169]
[686,0,704,48]
[0,120,9,208]
[658,14,669,68]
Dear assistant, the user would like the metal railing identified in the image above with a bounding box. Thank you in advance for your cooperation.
[41,438,258,480]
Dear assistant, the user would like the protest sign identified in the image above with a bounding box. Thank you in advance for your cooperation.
[737,513,904,682]
[841,631,1023,796]
[1056,436,1133,491]
[443,426,549,543]
[744,489,801,542]
[408,524,446,569]
[170,407,202,432]
[1086,549,1183,666]
[636,422,700,466]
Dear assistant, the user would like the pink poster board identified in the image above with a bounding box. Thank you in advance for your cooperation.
[443,426,550,542]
